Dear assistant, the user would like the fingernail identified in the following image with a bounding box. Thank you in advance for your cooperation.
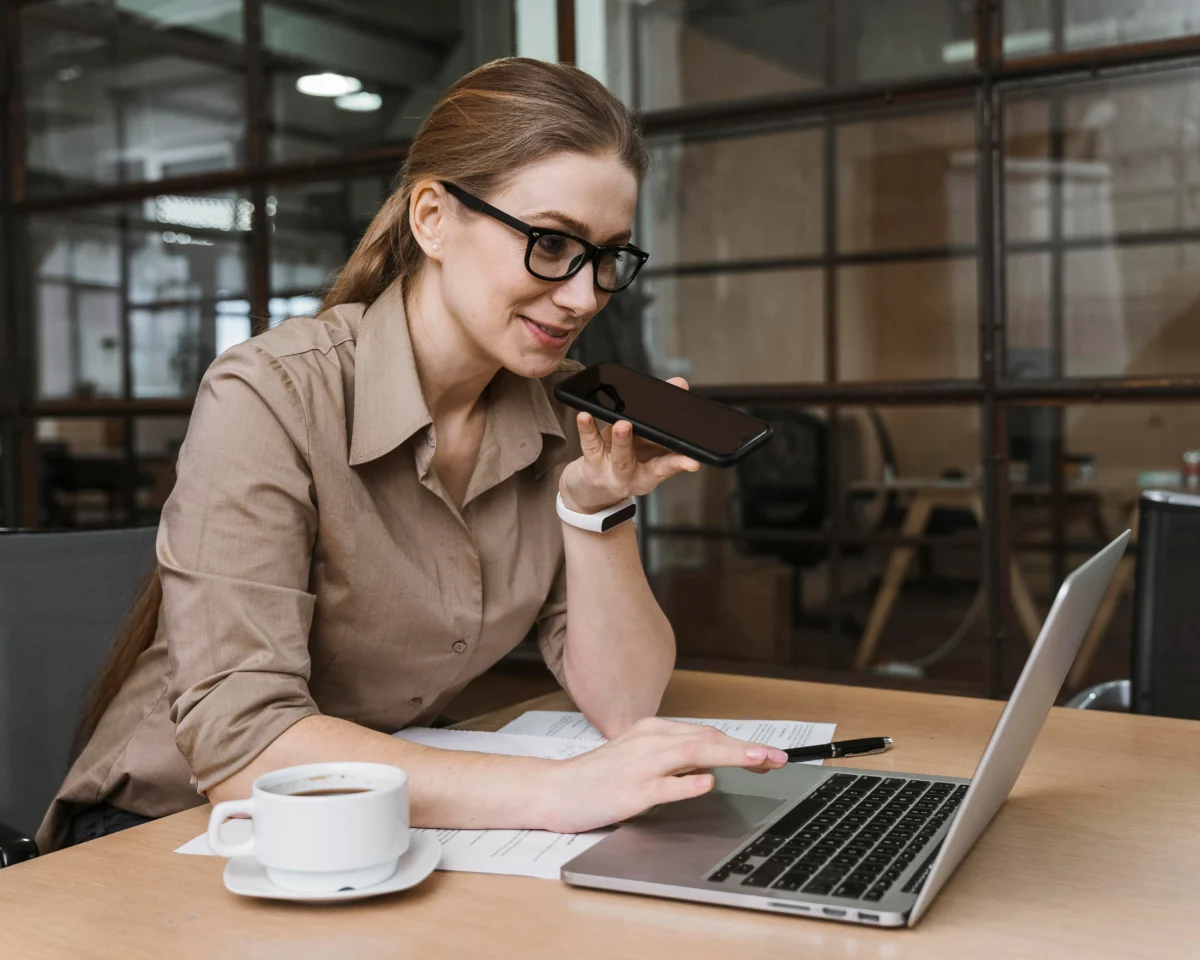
[746,747,768,760]
[770,749,788,764]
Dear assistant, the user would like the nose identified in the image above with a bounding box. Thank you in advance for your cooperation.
[550,262,601,319]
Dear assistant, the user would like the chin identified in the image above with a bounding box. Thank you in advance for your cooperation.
[506,352,569,381]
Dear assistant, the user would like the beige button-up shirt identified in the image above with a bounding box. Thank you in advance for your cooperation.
[39,281,580,851]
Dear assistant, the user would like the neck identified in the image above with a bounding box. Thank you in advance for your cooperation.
[403,268,498,420]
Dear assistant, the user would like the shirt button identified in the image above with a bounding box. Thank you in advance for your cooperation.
[409,696,423,707]
[452,640,467,655]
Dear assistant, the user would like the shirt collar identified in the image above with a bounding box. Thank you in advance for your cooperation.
[347,281,567,478]
[348,281,432,467]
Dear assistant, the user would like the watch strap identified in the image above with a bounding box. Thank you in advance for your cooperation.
[555,493,637,533]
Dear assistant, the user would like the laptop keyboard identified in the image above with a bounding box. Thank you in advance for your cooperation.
[707,773,967,902]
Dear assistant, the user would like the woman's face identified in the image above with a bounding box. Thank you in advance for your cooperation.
[428,151,640,380]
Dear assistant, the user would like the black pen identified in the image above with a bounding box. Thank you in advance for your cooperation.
[785,737,893,763]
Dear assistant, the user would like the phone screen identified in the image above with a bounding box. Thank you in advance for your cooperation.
[558,363,767,458]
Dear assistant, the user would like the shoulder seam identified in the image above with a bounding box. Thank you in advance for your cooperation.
[248,342,313,462]
[259,328,355,362]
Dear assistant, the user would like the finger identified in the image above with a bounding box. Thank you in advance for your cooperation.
[647,773,715,806]
[647,453,701,481]
[657,740,788,776]
[609,420,636,474]
[576,412,605,462]
[666,376,690,392]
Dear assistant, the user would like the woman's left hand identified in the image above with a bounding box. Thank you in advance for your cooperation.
[558,376,702,514]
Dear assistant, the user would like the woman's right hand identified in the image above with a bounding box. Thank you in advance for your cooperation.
[539,717,789,834]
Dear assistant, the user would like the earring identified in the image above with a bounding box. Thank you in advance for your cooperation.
[431,243,439,251]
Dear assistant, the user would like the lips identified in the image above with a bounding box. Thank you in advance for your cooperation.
[524,317,572,337]
[520,315,575,346]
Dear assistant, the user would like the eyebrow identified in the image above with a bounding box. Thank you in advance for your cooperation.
[526,209,632,246]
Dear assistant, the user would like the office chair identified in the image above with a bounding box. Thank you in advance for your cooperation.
[731,407,901,633]
[0,527,158,865]
[730,407,834,630]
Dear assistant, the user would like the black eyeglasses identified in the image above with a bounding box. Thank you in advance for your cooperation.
[441,182,649,293]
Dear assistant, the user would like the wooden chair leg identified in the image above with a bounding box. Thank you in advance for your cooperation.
[967,493,1042,647]
[854,495,935,670]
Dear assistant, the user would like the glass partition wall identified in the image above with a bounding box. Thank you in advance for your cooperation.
[3,1,1198,699]
[604,0,1200,698]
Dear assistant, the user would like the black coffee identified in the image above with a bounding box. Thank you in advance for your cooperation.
[290,787,372,797]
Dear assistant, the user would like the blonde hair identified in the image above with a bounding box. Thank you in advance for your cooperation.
[322,57,648,312]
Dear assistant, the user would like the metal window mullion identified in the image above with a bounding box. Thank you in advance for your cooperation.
[245,0,271,336]
[1045,0,1069,596]
[821,0,843,669]
[977,0,1008,699]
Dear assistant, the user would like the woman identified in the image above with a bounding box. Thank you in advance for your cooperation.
[40,58,788,853]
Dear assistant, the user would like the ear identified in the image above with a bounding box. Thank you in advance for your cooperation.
[409,180,447,262]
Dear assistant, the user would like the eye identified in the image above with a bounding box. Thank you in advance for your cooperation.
[535,234,569,257]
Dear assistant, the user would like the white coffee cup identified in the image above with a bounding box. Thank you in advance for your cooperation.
[206,762,410,893]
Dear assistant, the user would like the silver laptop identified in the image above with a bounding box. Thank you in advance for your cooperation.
[563,531,1131,927]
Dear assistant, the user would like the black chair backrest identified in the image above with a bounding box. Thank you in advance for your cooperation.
[734,407,828,568]
[1132,491,1200,720]
[0,528,157,838]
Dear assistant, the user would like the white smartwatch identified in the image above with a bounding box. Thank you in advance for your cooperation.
[556,493,637,533]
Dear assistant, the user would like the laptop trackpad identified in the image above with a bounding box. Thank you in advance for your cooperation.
[562,793,786,886]
[635,791,784,838]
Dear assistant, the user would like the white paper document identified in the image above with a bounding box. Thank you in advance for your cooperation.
[393,726,599,760]
[498,711,837,759]
[418,825,612,880]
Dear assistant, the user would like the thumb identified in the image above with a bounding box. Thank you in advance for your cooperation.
[648,773,715,806]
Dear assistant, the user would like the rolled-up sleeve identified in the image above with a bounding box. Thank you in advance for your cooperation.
[160,342,320,793]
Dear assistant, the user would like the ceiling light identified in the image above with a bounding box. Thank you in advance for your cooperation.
[296,73,362,97]
[335,91,382,112]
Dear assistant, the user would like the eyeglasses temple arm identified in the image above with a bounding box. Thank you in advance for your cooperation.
[441,182,533,237]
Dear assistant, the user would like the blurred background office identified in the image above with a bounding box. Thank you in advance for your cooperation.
[1,0,1198,706]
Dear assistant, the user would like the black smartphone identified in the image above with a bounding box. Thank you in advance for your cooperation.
[554,362,772,468]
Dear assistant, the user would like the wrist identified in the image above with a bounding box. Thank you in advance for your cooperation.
[530,758,573,833]
[557,485,618,515]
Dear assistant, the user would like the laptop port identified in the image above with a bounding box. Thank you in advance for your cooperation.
[857,912,880,922]
[822,908,847,918]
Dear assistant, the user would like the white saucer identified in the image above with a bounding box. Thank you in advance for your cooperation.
[223,831,441,903]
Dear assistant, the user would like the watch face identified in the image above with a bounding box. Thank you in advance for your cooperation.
[599,502,637,532]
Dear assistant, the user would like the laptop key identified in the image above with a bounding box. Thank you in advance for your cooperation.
[730,862,755,875]
[833,882,867,899]
[758,791,840,843]
[709,868,731,882]
[863,886,887,901]
[743,861,787,887]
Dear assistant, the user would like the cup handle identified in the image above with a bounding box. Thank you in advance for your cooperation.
[207,799,256,858]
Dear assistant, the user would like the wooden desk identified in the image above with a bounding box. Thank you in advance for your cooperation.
[2,671,1197,959]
